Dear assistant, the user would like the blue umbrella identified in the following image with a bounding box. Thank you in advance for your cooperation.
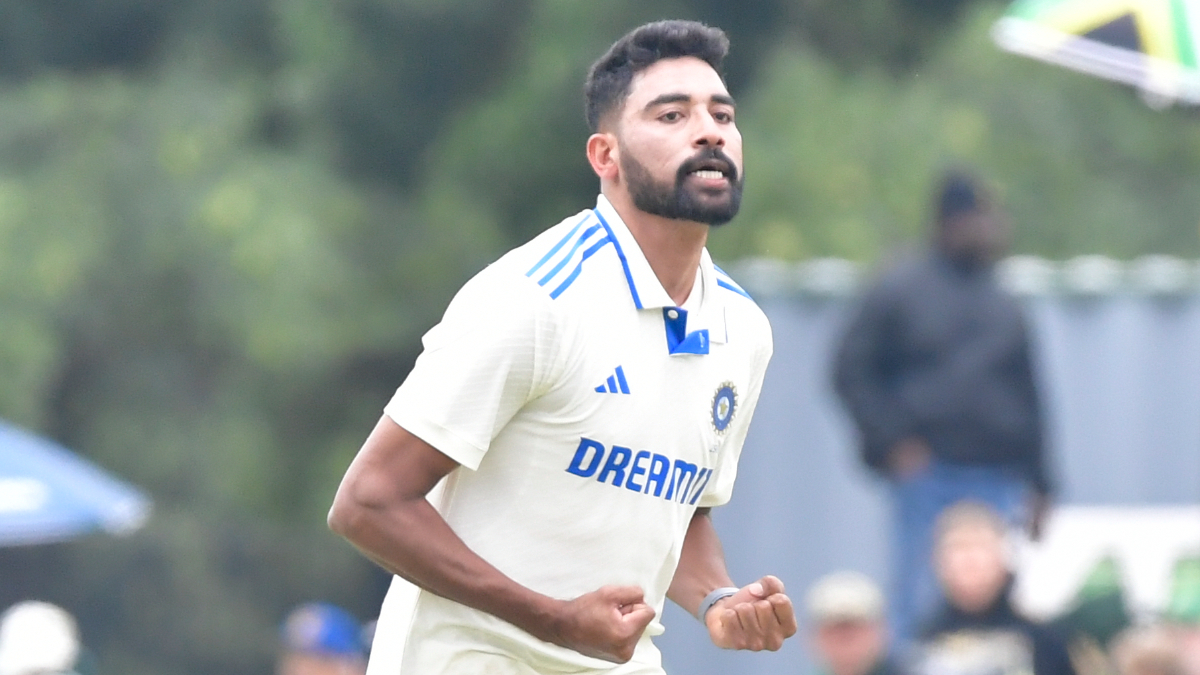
[0,420,151,546]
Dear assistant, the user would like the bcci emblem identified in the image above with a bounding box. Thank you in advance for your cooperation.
[711,382,738,433]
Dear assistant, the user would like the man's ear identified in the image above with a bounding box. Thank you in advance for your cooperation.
[586,132,619,181]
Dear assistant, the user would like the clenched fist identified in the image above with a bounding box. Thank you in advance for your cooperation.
[706,576,797,651]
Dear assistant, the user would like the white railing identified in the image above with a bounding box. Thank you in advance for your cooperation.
[725,255,1200,298]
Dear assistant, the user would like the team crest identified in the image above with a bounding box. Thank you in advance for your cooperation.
[711,382,738,433]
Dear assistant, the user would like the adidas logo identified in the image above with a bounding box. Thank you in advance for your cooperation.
[594,366,631,394]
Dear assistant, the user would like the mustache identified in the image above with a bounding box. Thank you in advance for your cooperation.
[677,147,739,184]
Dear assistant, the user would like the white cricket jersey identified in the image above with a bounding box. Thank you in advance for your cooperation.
[368,194,773,675]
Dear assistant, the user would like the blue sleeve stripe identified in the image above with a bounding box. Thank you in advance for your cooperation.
[538,223,603,286]
[592,209,643,310]
[526,212,592,278]
[549,235,612,299]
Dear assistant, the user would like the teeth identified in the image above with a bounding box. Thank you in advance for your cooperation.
[692,169,725,179]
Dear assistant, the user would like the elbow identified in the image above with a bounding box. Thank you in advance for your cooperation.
[327,486,365,541]
[327,474,403,545]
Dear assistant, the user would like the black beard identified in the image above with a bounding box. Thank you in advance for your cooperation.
[620,147,744,226]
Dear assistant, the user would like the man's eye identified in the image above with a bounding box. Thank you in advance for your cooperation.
[660,111,682,122]
[714,111,734,123]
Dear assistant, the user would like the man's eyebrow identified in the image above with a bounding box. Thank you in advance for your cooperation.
[643,93,738,111]
[643,93,691,110]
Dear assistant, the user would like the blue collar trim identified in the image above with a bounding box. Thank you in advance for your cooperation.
[592,209,643,310]
[663,308,710,356]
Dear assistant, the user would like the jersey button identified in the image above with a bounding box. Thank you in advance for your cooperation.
[667,309,679,320]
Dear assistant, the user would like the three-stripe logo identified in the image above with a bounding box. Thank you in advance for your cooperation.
[594,366,631,394]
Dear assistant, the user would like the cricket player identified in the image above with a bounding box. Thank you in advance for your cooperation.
[329,19,797,675]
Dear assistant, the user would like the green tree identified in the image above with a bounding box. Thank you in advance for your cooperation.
[716,4,1200,263]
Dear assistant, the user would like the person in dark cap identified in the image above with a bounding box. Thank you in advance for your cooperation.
[277,603,366,675]
[832,168,1053,646]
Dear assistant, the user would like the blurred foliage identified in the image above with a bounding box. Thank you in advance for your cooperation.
[720,6,1200,262]
[0,0,1197,673]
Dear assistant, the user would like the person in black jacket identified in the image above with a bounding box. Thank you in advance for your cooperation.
[833,168,1052,645]
[907,501,1076,675]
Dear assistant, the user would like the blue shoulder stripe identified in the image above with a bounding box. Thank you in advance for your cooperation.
[713,264,754,300]
[538,223,603,286]
[526,212,593,278]
[717,279,753,299]
[550,234,613,299]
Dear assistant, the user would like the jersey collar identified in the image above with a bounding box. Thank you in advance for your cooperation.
[593,195,728,345]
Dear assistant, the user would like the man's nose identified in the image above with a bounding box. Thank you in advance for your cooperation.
[693,112,726,147]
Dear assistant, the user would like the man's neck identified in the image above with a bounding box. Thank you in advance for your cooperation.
[604,188,708,306]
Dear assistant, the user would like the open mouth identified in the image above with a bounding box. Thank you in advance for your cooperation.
[682,155,736,184]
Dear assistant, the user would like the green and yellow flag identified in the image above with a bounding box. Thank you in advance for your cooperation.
[993,0,1200,105]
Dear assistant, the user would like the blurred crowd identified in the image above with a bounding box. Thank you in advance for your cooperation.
[816,167,1200,675]
[802,501,1200,675]
[0,599,372,675]
[3,529,1197,675]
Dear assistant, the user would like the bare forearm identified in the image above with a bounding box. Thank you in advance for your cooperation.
[327,418,564,644]
[666,509,735,616]
[669,510,798,650]
[330,492,561,642]
[327,417,656,664]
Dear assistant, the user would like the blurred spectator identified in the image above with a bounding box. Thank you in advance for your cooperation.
[278,603,366,675]
[0,601,81,675]
[1052,556,1133,675]
[833,167,1052,643]
[1166,557,1200,625]
[908,501,1076,675]
[1165,556,1200,675]
[1110,626,1183,675]
[1173,623,1200,675]
[805,571,900,675]
[1057,556,1132,646]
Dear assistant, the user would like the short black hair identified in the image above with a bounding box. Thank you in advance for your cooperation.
[584,20,729,133]
[935,168,990,226]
